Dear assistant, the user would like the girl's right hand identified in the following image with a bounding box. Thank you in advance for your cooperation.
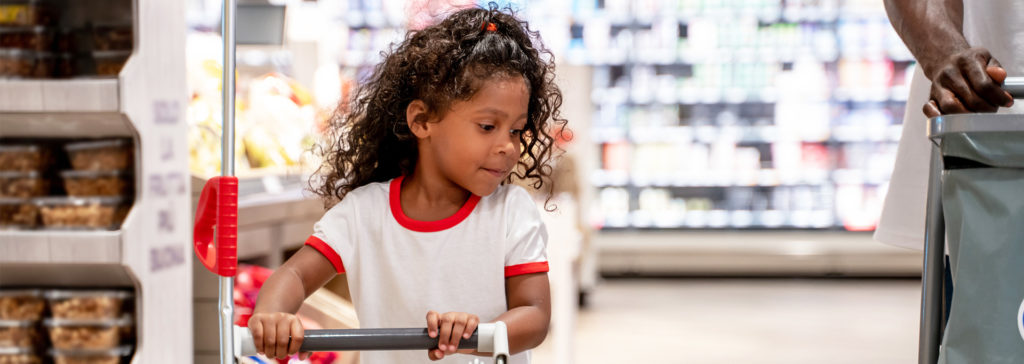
[248,312,309,360]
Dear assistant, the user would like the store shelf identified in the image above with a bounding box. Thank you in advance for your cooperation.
[0,230,121,264]
[596,230,921,276]
[0,112,134,138]
[0,79,120,112]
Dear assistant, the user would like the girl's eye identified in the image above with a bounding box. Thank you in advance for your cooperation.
[479,124,495,132]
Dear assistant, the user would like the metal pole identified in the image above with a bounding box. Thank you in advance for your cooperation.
[1004,77,1024,99]
[220,0,237,362]
[919,145,945,364]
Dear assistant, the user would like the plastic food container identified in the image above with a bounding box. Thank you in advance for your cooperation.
[60,170,129,197]
[44,291,130,320]
[34,197,128,229]
[44,316,131,350]
[0,347,41,364]
[0,198,37,229]
[91,24,131,51]
[0,144,51,171]
[0,26,53,50]
[0,320,40,347]
[49,346,131,364]
[0,49,52,78]
[91,51,128,76]
[0,290,44,320]
[0,0,53,26]
[0,171,48,198]
[64,140,131,171]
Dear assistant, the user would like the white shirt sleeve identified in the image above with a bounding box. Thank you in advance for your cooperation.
[503,187,550,277]
[306,194,359,273]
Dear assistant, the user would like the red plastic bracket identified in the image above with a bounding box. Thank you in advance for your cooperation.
[193,176,239,277]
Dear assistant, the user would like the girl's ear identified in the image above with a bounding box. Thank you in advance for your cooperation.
[406,99,432,139]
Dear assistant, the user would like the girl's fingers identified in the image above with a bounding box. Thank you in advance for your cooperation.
[464,316,479,340]
[428,349,445,361]
[438,314,454,352]
[426,311,439,338]
[249,320,264,355]
[288,318,304,356]
[276,319,291,358]
[448,316,466,354]
[263,320,277,358]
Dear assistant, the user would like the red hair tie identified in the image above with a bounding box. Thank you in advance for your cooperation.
[482,22,497,32]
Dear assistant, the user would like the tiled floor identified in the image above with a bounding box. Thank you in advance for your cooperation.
[533,278,921,364]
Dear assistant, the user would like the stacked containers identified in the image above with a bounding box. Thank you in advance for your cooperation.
[0,143,52,230]
[0,289,135,364]
[39,139,132,230]
[44,290,133,364]
[0,139,132,230]
[0,290,46,364]
[0,0,65,79]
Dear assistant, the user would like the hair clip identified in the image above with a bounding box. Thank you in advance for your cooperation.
[482,22,497,32]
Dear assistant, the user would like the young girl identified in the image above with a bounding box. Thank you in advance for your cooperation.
[248,6,566,364]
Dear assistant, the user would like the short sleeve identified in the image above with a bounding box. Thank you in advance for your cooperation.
[504,187,549,277]
[306,195,358,274]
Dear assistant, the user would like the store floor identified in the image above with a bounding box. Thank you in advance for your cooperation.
[533,278,920,364]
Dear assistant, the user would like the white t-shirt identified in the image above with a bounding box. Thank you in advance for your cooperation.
[305,176,549,364]
[874,0,1024,249]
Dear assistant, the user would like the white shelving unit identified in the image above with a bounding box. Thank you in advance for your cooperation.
[0,0,192,363]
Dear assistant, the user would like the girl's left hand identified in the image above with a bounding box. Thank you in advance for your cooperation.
[425,310,479,360]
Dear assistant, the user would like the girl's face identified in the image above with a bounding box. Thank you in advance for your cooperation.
[419,76,530,196]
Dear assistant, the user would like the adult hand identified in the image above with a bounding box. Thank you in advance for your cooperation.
[923,47,1014,118]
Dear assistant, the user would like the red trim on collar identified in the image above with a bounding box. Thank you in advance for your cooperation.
[389,176,481,232]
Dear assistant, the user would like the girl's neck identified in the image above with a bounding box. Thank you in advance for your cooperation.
[399,167,472,221]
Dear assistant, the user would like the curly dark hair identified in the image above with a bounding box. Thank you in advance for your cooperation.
[311,4,568,208]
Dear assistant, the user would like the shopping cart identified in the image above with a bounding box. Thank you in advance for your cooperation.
[918,77,1024,364]
[190,1,511,363]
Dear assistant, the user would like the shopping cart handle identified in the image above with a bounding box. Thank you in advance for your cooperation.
[1005,77,1024,99]
[235,322,510,363]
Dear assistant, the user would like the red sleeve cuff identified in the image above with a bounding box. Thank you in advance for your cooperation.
[504,261,549,277]
[305,236,345,273]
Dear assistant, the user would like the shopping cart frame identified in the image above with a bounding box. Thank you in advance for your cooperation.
[919,110,1024,364]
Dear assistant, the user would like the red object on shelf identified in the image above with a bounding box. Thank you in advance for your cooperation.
[193,176,239,277]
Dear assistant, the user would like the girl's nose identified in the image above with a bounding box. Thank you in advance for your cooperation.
[497,135,516,155]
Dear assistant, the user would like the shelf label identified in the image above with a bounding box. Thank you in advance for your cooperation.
[151,244,186,273]
[153,100,181,125]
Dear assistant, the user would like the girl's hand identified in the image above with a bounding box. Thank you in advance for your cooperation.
[425,310,479,360]
[248,312,310,360]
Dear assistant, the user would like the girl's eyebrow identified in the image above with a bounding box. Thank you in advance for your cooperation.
[475,107,528,120]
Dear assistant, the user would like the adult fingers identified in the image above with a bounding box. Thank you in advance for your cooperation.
[936,64,996,112]
[958,53,1010,110]
[985,65,1014,107]
[930,81,969,115]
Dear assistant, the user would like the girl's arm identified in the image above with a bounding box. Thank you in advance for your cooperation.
[495,272,551,354]
[250,246,338,359]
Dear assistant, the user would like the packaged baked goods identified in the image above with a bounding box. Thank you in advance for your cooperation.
[0,198,38,228]
[0,0,53,26]
[60,170,129,197]
[0,290,44,320]
[0,347,40,364]
[49,346,130,364]
[0,144,51,171]
[0,49,50,78]
[91,24,131,51]
[0,26,52,50]
[34,197,128,229]
[64,140,131,171]
[43,291,130,320]
[0,171,48,198]
[44,316,131,350]
[0,320,39,347]
[91,51,128,76]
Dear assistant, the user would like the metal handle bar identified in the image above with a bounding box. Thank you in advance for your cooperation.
[235,322,509,364]
[1005,77,1024,99]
